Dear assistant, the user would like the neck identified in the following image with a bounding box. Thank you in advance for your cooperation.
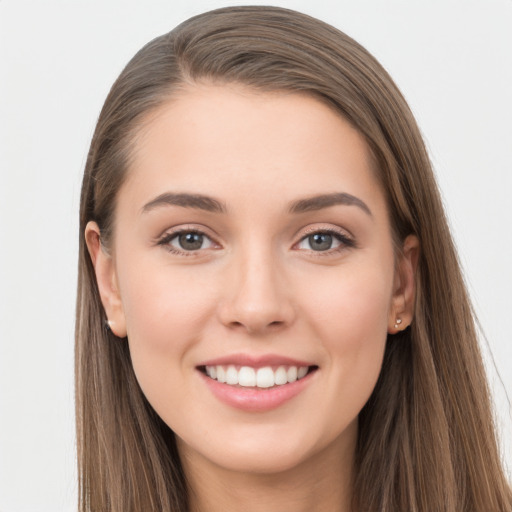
[180,429,356,512]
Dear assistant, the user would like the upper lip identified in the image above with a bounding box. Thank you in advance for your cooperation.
[197,353,315,368]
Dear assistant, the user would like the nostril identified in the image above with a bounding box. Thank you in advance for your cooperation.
[226,319,285,334]
[228,321,246,330]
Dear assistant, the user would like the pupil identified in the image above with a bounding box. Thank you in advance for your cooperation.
[310,233,332,251]
[179,232,203,250]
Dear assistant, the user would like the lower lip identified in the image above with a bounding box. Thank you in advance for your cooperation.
[199,370,316,412]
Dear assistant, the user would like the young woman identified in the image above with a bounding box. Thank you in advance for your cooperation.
[75,6,512,511]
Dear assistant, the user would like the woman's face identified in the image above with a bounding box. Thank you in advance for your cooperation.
[88,85,416,476]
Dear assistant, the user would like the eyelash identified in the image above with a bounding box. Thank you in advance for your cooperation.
[156,227,356,256]
[157,228,218,257]
[294,227,356,256]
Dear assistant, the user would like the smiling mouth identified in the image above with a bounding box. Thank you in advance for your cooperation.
[199,364,318,389]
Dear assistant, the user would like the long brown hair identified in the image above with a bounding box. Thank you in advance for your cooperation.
[76,6,512,511]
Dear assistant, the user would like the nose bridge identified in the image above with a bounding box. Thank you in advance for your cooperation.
[219,236,294,333]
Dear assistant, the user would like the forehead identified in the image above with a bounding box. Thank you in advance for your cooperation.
[120,85,387,219]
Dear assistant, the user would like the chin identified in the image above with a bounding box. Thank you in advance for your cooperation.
[207,446,314,476]
[177,421,353,477]
[231,447,311,475]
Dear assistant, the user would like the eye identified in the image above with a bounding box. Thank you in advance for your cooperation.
[296,230,354,252]
[159,230,216,253]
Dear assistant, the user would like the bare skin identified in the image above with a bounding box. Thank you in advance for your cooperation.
[181,425,355,512]
[86,85,418,512]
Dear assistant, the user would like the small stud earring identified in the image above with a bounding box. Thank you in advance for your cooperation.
[394,318,403,329]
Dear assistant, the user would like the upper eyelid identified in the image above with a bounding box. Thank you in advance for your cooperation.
[157,224,218,241]
[294,224,354,241]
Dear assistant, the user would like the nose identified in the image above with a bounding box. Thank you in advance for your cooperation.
[217,249,295,335]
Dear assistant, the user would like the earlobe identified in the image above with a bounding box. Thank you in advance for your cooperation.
[388,234,420,334]
[85,221,127,338]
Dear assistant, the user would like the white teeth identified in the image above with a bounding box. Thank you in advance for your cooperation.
[217,366,226,383]
[204,364,312,388]
[297,366,308,379]
[226,365,238,385]
[274,366,288,385]
[238,366,256,387]
[256,367,275,388]
[287,366,298,383]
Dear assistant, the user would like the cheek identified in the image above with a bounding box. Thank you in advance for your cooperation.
[119,261,216,344]
[115,258,219,394]
[298,257,393,415]
[302,258,393,344]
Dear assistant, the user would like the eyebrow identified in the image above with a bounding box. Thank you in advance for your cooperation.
[141,191,371,217]
[141,192,227,214]
[289,192,372,216]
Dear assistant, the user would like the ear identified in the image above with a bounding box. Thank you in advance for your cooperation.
[388,234,420,334]
[85,221,127,338]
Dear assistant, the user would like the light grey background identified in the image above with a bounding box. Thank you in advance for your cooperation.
[1,1,511,510]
